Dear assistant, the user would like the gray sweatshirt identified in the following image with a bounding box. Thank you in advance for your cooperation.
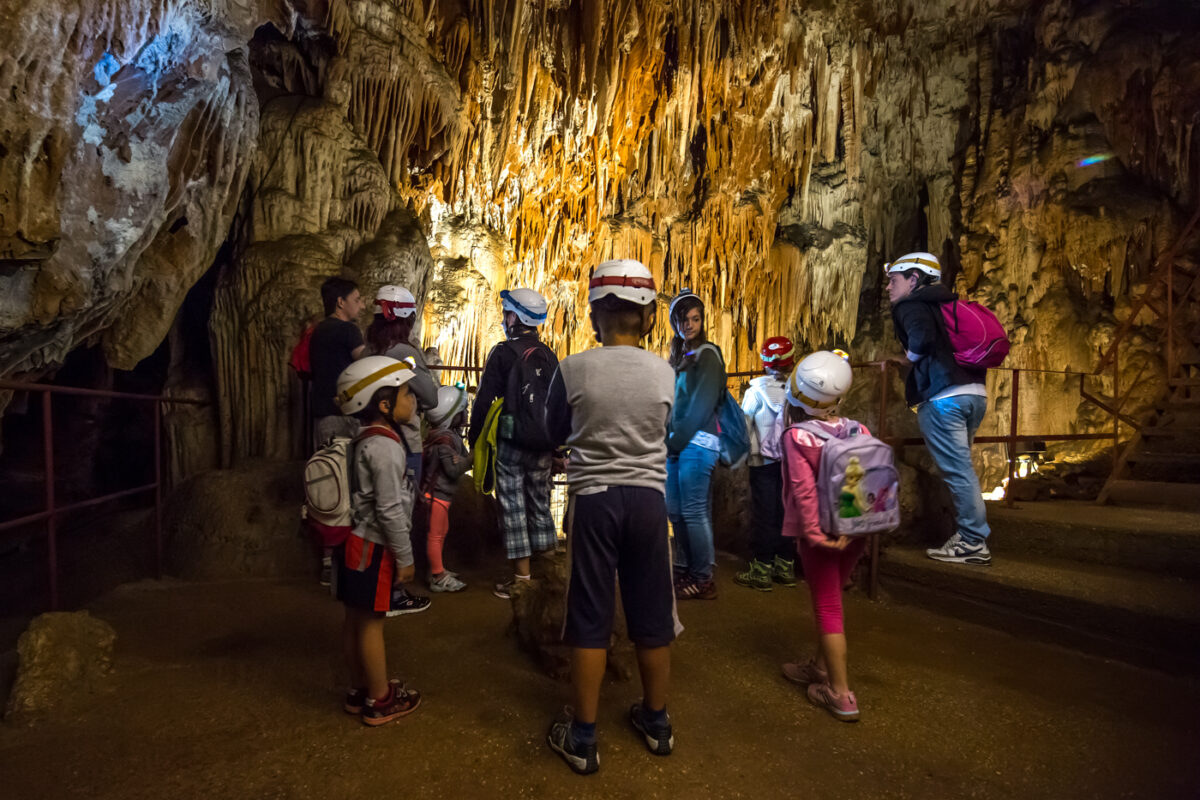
[351,430,415,567]
[425,427,471,501]
[545,346,676,494]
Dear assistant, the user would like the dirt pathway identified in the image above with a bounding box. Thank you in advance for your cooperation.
[1,565,1197,799]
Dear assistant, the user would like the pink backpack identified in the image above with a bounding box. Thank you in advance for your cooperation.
[940,300,1009,368]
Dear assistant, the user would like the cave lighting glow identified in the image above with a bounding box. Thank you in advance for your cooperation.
[1076,153,1114,167]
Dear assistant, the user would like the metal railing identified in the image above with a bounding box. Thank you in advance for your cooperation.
[0,379,207,610]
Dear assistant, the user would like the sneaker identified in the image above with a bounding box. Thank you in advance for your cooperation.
[926,532,992,566]
[733,560,773,592]
[772,556,798,587]
[546,709,599,775]
[430,572,467,593]
[781,659,828,687]
[493,579,514,600]
[319,554,332,587]
[344,678,400,714]
[676,578,718,600]
[386,587,432,616]
[362,683,421,726]
[629,702,674,755]
[806,682,859,722]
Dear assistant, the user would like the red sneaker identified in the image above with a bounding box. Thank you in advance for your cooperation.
[362,684,421,726]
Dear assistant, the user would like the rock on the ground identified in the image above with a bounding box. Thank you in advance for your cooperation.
[162,460,314,581]
[509,550,634,682]
[4,611,116,724]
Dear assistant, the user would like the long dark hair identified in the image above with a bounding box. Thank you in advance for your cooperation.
[669,296,707,368]
[366,314,416,354]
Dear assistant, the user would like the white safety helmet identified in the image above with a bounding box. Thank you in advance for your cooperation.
[884,251,941,280]
[588,259,657,305]
[375,285,417,320]
[500,288,548,327]
[787,349,854,418]
[428,384,468,427]
[336,355,416,415]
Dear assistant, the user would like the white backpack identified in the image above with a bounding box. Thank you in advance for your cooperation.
[746,378,787,461]
[303,426,401,547]
[794,421,900,537]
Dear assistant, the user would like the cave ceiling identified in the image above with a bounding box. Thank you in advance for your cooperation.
[1,0,1198,460]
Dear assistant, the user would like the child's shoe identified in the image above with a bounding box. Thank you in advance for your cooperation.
[733,559,773,592]
[781,659,828,687]
[676,578,718,600]
[362,684,421,726]
[386,586,431,616]
[344,678,400,714]
[430,572,467,592]
[546,708,599,775]
[628,702,674,755]
[772,555,798,586]
[927,532,992,566]
[319,554,332,587]
[806,683,860,722]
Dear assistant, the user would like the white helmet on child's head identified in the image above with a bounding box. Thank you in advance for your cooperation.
[588,259,657,305]
[884,252,941,280]
[375,285,417,320]
[336,355,416,415]
[667,289,703,335]
[428,384,468,427]
[500,288,548,326]
[787,349,853,418]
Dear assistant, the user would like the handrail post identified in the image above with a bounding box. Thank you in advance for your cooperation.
[154,399,163,579]
[42,390,58,610]
[1112,340,1120,474]
[1006,370,1019,508]
[1167,257,1175,378]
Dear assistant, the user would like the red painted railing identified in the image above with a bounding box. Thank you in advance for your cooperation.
[0,379,207,610]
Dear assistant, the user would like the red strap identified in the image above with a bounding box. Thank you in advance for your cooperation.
[589,275,656,290]
[357,425,401,444]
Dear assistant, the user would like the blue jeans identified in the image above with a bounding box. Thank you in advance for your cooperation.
[917,394,991,544]
[666,442,719,581]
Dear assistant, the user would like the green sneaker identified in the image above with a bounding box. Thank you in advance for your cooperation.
[734,559,773,592]
[772,556,797,587]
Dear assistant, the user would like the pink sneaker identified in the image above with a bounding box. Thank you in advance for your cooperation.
[806,683,859,722]
[781,659,828,686]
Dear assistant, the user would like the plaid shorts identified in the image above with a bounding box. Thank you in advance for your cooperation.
[495,440,557,560]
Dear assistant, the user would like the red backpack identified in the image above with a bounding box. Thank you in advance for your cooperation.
[290,323,316,378]
[940,300,1009,369]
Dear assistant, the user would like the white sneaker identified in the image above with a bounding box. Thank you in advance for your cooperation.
[926,533,992,566]
[430,572,467,592]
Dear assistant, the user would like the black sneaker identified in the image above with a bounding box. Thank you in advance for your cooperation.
[547,710,599,775]
[386,587,431,617]
[629,701,674,755]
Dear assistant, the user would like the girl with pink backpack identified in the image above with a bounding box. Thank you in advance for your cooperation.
[779,349,893,723]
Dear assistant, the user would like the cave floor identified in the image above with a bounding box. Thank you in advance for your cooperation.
[1,563,1197,800]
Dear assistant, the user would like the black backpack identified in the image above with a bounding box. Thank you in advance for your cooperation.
[503,339,558,451]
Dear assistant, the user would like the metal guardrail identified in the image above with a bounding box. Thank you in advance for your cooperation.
[0,379,208,610]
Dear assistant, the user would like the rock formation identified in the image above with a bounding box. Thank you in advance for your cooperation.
[4,611,116,723]
[0,0,1197,485]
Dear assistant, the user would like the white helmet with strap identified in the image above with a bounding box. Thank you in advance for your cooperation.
[588,259,657,305]
[787,349,853,418]
[336,355,416,415]
[500,288,548,327]
[375,285,417,319]
[428,384,468,427]
[884,251,941,280]
[668,289,702,335]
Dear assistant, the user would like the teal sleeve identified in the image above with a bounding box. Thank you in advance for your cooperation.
[667,349,725,453]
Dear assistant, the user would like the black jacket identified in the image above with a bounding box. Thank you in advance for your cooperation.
[891,284,986,406]
[467,332,542,446]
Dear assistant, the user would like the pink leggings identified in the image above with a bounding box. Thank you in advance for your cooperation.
[426,496,451,575]
[797,538,867,635]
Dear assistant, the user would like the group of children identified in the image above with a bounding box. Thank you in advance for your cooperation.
[320,260,875,771]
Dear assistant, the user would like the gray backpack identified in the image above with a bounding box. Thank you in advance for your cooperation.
[795,421,900,537]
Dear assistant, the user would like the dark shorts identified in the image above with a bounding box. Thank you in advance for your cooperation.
[563,486,679,649]
[333,534,395,614]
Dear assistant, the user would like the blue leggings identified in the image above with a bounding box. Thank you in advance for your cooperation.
[666,443,719,581]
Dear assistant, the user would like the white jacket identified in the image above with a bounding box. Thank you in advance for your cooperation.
[741,375,787,465]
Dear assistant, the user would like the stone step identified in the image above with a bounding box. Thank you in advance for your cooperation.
[1126,450,1200,481]
[879,546,1200,671]
[1103,479,1200,510]
[983,500,1200,577]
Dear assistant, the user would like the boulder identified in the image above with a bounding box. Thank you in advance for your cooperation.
[162,460,314,580]
[509,550,635,682]
[4,612,116,723]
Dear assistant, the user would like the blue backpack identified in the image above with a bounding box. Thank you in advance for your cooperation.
[696,344,750,468]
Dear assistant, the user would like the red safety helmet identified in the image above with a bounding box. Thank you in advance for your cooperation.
[760,336,796,371]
